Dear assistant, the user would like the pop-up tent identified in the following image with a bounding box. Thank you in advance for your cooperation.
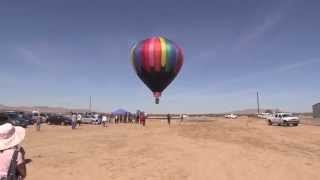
[111,109,130,115]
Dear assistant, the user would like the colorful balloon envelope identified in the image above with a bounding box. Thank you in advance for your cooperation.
[131,36,184,104]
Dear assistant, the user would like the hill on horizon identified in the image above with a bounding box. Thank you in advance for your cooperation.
[230,108,282,115]
[0,104,90,113]
[0,104,308,115]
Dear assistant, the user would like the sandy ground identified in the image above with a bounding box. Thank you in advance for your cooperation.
[22,117,320,180]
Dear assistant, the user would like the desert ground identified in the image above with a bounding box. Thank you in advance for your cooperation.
[22,117,320,180]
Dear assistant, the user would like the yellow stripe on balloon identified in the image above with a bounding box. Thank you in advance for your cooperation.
[130,44,137,72]
[159,37,167,67]
[130,46,135,65]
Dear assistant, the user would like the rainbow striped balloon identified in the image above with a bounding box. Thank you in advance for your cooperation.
[131,36,184,104]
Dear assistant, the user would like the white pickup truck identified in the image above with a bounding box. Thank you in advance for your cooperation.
[267,113,299,126]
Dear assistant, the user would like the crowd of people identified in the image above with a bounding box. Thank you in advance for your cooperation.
[67,111,149,130]
[0,111,183,179]
[104,111,148,126]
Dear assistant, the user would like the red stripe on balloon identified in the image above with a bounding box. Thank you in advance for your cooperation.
[154,37,162,72]
[149,37,156,68]
[142,39,151,72]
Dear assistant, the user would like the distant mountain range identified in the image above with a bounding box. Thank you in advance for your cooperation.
[0,104,90,113]
[0,104,294,115]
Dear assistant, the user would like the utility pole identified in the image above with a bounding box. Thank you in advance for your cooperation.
[257,92,260,114]
[89,96,92,113]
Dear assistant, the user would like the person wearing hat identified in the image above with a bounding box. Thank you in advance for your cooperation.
[0,122,27,179]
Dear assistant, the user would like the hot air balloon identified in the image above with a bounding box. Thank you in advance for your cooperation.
[131,36,184,104]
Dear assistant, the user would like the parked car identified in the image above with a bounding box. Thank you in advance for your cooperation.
[81,115,96,124]
[32,110,41,122]
[40,113,48,122]
[21,112,35,125]
[182,114,189,119]
[47,115,72,125]
[0,113,9,124]
[268,113,299,126]
[224,114,238,119]
[4,112,28,128]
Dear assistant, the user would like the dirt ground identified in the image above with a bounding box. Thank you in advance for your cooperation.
[22,117,320,180]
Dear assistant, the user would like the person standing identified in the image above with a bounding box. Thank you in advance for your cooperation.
[110,115,113,124]
[108,115,112,123]
[95,114,100,125]
[71,113,77,129]
[102,114,107,127]
[167,114,171,127]
[129,114,132,123]
[138,113,141,125]
[0,122,27,180]
[136,111,140,124]
[35,115,41,131]
[141,112,146,127]
[180,114,184,124]
[77,113,82,127]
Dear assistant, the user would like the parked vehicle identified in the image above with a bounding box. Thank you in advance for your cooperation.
[32,110,41,122]
[47,115,72,125]
[224,114,238,119]
[81,115,96,124]
[0,113,8,124]
[268,113,299,126]
[91,114,101,124]
[40,113,49,123]
[265,114,274,121]
[257,113,272,119]
[21,112,35,125]
[4,112,28,128]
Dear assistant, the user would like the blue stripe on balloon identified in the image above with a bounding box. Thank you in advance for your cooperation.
[167,40,176,72]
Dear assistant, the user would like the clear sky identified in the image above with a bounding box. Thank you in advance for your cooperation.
[0,0,319,113]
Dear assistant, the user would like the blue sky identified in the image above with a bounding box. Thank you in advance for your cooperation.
[0,0,319,113]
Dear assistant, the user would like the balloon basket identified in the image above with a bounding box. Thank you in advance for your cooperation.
[155,98,159,104]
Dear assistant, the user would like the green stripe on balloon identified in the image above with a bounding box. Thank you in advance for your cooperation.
[165,42,172,72]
